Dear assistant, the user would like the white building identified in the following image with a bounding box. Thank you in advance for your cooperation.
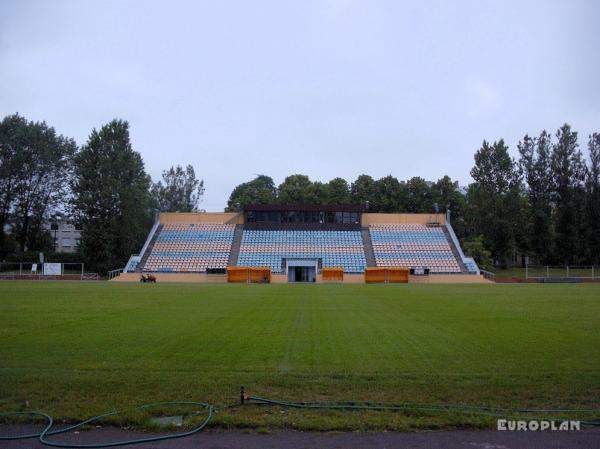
[44,220,81,253]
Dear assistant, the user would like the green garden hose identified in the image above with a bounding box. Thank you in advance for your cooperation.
[1,394,598,448]
[0,411,53,440]
[246,396,600,422]
[1,401,212,448]
[247,396,593,414]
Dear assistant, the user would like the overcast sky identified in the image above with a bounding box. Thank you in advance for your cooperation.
[1,0,599,211]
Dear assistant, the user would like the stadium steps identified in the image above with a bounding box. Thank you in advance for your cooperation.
[442,225,468,272]
[361,227,377,267]
[138,224,163,271]
[227,224,244,266]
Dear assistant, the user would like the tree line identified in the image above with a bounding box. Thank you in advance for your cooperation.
[1,112,599,272]
[0,114,204,273]
[226,125,600,268]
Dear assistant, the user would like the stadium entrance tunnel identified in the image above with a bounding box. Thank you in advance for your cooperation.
[286,259,318,283]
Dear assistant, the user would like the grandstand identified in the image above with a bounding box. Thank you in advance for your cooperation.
[144,223,234,272]
[237,230,366,274]
[116,205,488,283]
[369,224,461,273]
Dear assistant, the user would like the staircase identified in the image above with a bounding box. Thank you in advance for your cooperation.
[227,224,244,266]
[138,224,163,271]
[361,227,376,268]
[442,225,468,272]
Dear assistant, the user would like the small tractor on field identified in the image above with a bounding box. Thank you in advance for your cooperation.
[140,273,157,283]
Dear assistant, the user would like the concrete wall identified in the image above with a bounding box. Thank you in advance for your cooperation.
[111,272,228,283]
[271,274,288,284]
[362,213,446,225]
[112,271,490,284]
[343,274,366,284]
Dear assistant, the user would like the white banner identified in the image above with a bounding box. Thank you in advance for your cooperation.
[43,263,62,275]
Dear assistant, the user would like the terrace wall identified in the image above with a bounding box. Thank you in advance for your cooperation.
[362,213,446,225]
[111,271,489,283]
[159,212,243,225]
[111,272,227,283]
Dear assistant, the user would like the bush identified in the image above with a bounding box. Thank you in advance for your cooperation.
[462,236,494,270]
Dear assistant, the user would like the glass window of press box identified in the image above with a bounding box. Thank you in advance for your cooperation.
[246,210,359,224]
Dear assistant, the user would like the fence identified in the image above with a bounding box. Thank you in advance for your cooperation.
[108,268,124,280]
[480,269,496,281]
[524,265,597,280]
[0,262,98,280]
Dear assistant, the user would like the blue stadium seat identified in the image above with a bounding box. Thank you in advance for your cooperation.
[237,230,366,273]
[369,224,461,273]
[142,223,234,272]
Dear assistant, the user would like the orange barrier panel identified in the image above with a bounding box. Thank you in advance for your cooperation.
[248,267,271,283]
[322,267,344,281]
[365,267,409,283]
[387,268,409,283]
[365,267,387,283]
[227,267,248,283]
[227,267,271,283]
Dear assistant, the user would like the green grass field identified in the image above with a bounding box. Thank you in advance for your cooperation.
[1,282,599,431]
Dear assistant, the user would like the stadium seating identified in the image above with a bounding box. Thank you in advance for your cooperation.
[369,224,461,273]
[139,221,465,275]
[237,230,366,273]
[143,223,234,272]
[463,257,479,273]
[125,256,140,272]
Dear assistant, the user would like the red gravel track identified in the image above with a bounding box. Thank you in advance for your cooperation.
[2,426,600,449]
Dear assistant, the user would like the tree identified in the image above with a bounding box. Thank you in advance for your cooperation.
[373,175,406,212]
[405,177,433,212]
[71,119,153,273]
[350,174,377,209]
[461,235,493,270]
[585,133,600,264]
[466,139,523,267]
[325,177,351,204]
[431,175,467,236]
[277,175,316,204]
[551,124,587,264]
[0,113,76,253]
[0,115,27,255]
[518,131,554,263]
[307,181,328,204]
[226,175,277,211]
[152,164,204,212]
